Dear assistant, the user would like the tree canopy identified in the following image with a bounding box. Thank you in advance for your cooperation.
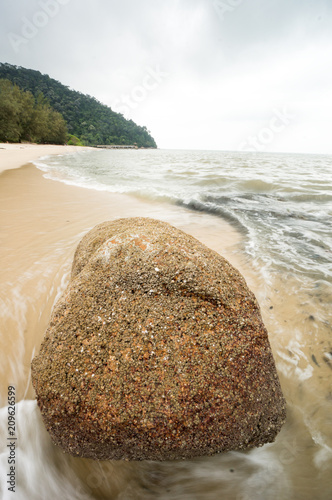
[0,79,67,144]
[0,63,157,148]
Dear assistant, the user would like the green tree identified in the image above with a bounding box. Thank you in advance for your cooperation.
[0,63,157,147]
[0,79,67,144]
[67,134,84,146]
[0,79,19,141]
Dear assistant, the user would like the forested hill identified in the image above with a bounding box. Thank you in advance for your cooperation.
[0,63,157,148]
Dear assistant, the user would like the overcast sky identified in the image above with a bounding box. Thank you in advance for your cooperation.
[1,0,332,153]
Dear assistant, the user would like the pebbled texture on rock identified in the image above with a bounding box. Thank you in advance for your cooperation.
[31,217,286,461]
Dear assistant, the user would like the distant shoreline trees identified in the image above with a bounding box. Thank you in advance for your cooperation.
[0,63,157,148]
[0,79,67,144]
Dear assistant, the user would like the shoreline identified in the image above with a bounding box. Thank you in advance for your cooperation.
[1,148,331,498]
[0,142,96,174]
[0,155,244,404]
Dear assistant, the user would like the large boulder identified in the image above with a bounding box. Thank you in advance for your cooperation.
[31,217,286,461]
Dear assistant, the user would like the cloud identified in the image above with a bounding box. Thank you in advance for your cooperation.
[0,0,332,152]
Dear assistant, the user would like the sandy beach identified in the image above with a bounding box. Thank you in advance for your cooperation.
[0,143,97,173]
[0,145,244,404]
[1,145,331,499]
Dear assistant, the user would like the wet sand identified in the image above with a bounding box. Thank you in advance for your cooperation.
[0,143,96,173]
[0,160,242,404]
[0,149,331,499]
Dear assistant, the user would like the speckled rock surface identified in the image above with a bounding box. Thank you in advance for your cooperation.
[31,217,286,461]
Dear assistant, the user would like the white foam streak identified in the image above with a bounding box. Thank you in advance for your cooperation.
[278,339,314,382]
[236,447,291,500]
[0,401,92,500]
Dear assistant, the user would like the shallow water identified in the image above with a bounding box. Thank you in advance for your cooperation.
[1,150,331,499]
[36,149,332,281]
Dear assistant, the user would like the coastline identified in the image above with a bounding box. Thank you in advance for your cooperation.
[0,151,244,405]
[0,143,96,174]
[1,147,331,498]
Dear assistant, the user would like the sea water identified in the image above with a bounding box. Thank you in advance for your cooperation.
[1,149,331,499]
